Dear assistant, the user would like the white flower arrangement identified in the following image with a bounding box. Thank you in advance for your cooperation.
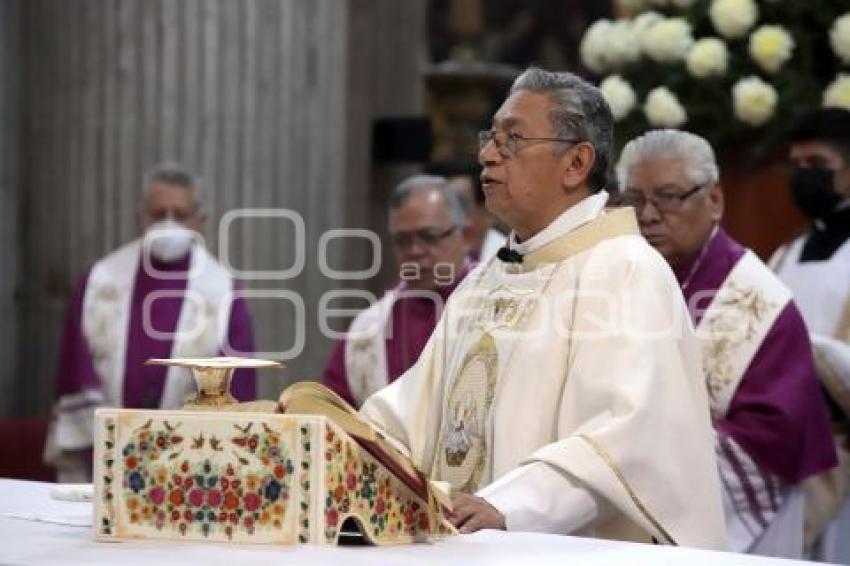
[644,18,695,63]
[583,0,846,154]
[600,75,638,121]
[687,37,729,78]
[830,13,850,65]
[580,19,614,74]
[749,25,795,74]
[644,86,688,127]
[823,74,850,110]
[732,76,778,126]
[607,20,643,68]
[709,0,758,40]
[633,11,664,54]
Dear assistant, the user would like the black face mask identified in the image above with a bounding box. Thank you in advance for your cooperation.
[789,167,843,221]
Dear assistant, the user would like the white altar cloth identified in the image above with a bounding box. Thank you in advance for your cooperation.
[0,479,825,565]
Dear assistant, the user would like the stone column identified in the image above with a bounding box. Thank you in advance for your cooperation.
[0,0,20,416]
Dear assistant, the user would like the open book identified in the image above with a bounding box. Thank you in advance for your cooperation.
[277,381,450,510]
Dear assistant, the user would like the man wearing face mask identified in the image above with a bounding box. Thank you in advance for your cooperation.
[771,108,850,561]
[46,162,257,482]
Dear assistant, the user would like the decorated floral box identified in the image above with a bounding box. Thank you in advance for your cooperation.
[93,408,452,545]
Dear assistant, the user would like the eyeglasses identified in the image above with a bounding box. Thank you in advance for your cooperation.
[620,185,704,214]
[478,130,582,158]
[390,226,459,249]
[145,207,199,222]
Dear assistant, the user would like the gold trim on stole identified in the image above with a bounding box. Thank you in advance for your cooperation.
[578,434,678,546]
[515,207,639,273]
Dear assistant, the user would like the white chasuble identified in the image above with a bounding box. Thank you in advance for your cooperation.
[361,197,727,550]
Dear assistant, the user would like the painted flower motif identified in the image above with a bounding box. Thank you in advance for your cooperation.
[128,470,145,493]
[346,473,357,491]
[709,0,758,40]
[224,491,240,510]
[207,489,223,508]
[264,479,282,502]
[188,488,205,507]
[325,508,339,527]
[169,488,184,506]
[243,492,262,512]
[148,485,165,505]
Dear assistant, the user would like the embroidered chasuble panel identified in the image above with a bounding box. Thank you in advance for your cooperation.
[696,251,790,417]
[433,273,555,493]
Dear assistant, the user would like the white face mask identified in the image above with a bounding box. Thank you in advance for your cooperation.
[143,218,195,262]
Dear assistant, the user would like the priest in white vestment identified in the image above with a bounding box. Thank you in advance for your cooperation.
[616,129,836,558]
[769,108,850,562]
[47,163,256,482]
[360,68,727,550]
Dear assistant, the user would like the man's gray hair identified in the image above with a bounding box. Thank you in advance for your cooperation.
[510,67,614,193]
[142,161,202,208]
[616,129,720,189]
[389,174,469,226]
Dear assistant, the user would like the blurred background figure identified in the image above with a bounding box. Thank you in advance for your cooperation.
[618,129,836,559]
[322,175,471,407]
[428,161,507,262]
[45,163,256,482]
[770,108,850,562]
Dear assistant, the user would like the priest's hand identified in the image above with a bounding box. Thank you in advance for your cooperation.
[449,492,506,533]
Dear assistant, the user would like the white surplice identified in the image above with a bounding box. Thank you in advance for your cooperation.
[772,235,850,563]
[361,193,727,550]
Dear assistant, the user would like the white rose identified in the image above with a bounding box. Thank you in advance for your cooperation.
[824,74,850,111]
[607,20,642,68]
[830,13,850,65]
[632,11,663,52]
[645,18,694,63]
[749,25,795,73]
[709,0,758,40]
[687,37,729,78]
[732,76,778,126]
[600,75,638,121]
[644,86,688,127]
[580,19,613,73]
